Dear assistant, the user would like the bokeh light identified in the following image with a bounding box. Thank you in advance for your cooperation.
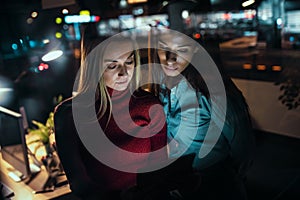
[0,76,14,107]
[31,11,38,18]
[55,17,63,24]
[62,9,69,14]
[42,50,63,62]
[55,32,63,38]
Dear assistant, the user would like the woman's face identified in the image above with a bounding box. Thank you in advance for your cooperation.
[103,41,135,91]
[157,33,196,77]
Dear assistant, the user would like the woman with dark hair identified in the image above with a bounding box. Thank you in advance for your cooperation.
[53,31,168,199]
[155,29,255,199]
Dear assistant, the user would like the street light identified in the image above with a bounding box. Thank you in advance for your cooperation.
[242,0,255,8]
[41,50,63,62]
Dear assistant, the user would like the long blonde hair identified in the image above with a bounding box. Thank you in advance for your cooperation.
[75,34,141,122]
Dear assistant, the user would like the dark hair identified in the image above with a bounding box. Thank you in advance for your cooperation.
[181,36,254,169]
[185,37,252,128]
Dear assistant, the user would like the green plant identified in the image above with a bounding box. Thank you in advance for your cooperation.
[28,112,54,145]
[27,95,63,154]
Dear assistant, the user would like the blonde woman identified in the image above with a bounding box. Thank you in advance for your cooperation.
[54,30,168,200]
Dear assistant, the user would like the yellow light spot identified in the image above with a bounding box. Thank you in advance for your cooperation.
[79,10,90,16]
[31,11,38,18]
[243,63,252,69]
[257,64,266,71]
[55,32,62,38]
[272,65,282,71]
[56,17,62,24]
[26,18,33,24]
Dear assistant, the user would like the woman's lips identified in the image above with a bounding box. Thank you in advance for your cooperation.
[116,79,128,84]
[164,65,178,71]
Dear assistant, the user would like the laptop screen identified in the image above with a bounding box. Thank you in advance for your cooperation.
[0,106,31,180]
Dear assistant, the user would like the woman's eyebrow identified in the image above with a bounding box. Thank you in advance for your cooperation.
[104,59,117,62]
[177,44,193,48]
[158,41,167,46]
[127,52,134,59]
[178,44,192,48]
[158,41,192,48]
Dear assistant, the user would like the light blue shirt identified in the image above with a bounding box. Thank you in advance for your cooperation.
[160,78,231,170]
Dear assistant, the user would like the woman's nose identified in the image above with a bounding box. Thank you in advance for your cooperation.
[118,64,128,76]
[166,51,177,63]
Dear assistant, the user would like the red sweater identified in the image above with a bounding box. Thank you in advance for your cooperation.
[54,88,167,197]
